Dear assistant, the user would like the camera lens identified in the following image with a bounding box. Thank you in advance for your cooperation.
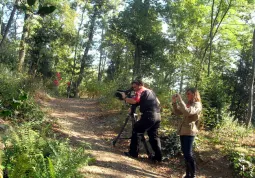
[115,92,123,100]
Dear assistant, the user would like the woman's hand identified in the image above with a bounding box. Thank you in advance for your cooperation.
[175,93,181,101]
[172,94,177,103]
[172,93,182,103]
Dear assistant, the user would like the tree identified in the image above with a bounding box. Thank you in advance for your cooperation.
[0,0,19,48]
[74,1,103,96]
[109,0,164,79]
[18,0,56,71]
[206,0,233,76]
[247,29,255,127]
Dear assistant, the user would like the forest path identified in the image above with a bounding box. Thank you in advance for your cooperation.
[40,97,233,178]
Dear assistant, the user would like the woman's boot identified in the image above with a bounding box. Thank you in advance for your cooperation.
[183,161,190,178]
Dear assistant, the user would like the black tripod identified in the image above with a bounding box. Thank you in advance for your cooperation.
[112,111,152,158]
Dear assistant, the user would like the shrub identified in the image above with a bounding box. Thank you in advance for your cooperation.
[2,125,94,178]
[211,117,251,145]
[228,151,255,178]
[161,131,181,159]
[0,90,44,124]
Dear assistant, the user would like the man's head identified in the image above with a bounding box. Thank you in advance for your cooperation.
[131,79,144,91]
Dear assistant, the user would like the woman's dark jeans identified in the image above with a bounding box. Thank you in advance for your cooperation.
[180,135,196,177]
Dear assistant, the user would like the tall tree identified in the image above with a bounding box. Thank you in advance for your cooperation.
[110,0,163,79]
[0,0,18,48]
[18,0,56,71]
[74,1,103,96]
[0,0,7,37]
[206,0,232,76]
[98,25,105,82]
[18,12,29,71]
[247,29,255,127]
[68,1,88,98]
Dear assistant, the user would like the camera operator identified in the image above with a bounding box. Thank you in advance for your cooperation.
[119,80,162,162]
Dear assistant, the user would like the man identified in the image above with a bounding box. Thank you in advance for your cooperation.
[120,80,162,162]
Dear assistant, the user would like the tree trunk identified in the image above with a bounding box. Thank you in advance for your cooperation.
[0,3,5,36]
[133,41,141,79]
[195,0,231,83]
[101,52,107,78]
[208,0,215,77]
[18,13,30,72]
[0,0,18,48]
[179,70,183,93]
[246,29,255,127]
[98,28,104,82]
[68,3,87,98]
[14,13,18,41]
[74,4,101,97]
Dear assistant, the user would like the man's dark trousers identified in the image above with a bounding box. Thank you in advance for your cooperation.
[129,112,162,161]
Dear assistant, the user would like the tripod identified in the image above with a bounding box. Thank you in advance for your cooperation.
[112,112,152,158]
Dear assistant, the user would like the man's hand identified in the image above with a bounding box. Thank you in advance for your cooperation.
[119,92,126,99]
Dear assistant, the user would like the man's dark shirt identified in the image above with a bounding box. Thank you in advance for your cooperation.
[133,87,160,113]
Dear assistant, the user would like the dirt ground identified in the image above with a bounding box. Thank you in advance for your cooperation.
[39,97,234,178]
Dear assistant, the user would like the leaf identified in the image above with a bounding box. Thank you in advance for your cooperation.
[37,6,56,16]
[0,110,12,117]
[27,0,37,6]
[12,99,23,109]
[19,93,28,101]
[48,158,56,178]
[17,4,28,11]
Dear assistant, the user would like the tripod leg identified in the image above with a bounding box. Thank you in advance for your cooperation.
[141,135,152,158]
[112,115,130,146]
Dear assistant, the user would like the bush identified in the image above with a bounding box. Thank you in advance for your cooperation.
[200,74,229,130]
[228,151,255,178]
[0,67,25,102]
[2,125,94,178]
[83,80,128,111]
[0,65,45,101]
[161,131,181,159]
[211,117,251,145]
[0,66,94,178]
[0,90,44,124]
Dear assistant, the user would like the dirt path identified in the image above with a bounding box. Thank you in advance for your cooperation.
[40,97,233,178]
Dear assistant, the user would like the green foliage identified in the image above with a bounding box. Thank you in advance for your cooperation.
[0,41,19,69]
[200,73,230,129]
[0,67,45,123]
[161,132,181,159]
[37,6,57,16]
[153,86,172,110]
[83,80,126,110]
[108,0,165,79]
[2,125,93,178]
[211,117,252,146]
[0,67,25,101]
[0,90,45,124]
[222,45,253,123]
[27,0,36,6]
[0,65,45,101]
[228,151,255,178]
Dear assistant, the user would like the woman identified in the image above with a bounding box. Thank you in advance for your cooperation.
[172,88,202,178]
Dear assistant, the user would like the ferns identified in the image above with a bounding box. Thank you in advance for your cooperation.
[0,68,94,177]
[2,126,92,178]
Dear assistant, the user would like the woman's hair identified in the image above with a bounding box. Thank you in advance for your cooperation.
[186,87,202,103]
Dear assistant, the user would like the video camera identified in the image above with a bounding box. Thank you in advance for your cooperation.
[115,88,135,100]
